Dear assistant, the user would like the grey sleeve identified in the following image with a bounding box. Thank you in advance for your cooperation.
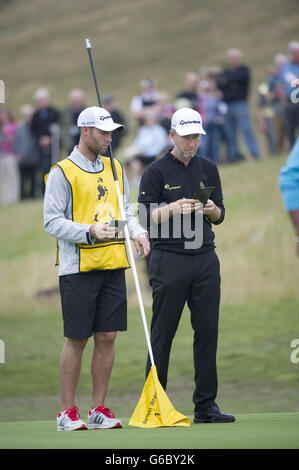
[43,166,93,244]
[123,170,148,238]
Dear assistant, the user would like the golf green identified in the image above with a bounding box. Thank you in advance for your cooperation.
[0,412,298,449]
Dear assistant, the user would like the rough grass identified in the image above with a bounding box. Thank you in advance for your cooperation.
[0,154,299,424]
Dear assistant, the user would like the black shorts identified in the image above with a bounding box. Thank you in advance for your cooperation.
[59,270,127,339]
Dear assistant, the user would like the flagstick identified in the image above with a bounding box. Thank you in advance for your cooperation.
[85,39,155,369]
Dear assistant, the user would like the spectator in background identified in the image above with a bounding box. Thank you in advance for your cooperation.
[195,78,210,157]
[279,137,299,257]
[124,110,169,185]
[103,94,127,152]
[257,78,277,156]
[130,78,161,126]
[176,72,201,111]
[268,53,288,153]
[201,78,228,164]
[30,88,60,193]
[217,48,260,162]
[203,67,231,162]
[60,88,86,155]
[156,91,176,133]
[0,108,17,154]
[0,108,20,205]
[173,97,192,111]
[14,105,40,199]
[277,41,299,149]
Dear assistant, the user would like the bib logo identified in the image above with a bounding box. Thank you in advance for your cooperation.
[94,177,108,222]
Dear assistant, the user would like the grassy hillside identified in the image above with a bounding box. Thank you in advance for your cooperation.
[1,0,299,122]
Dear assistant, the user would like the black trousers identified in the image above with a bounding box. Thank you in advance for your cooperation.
[19,165,37,199]
[146,248,221,412]
[284,102,299,150]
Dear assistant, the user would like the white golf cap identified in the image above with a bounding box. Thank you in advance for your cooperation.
[171,107,206,136]
[77,106,124,132]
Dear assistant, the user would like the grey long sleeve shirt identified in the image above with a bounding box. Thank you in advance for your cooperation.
[44,146,147,276]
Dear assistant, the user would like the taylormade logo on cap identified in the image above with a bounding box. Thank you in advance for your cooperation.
[100,115,113,121]
[77,106,124,132]
[171,108,206,136]
[179,120,201,125]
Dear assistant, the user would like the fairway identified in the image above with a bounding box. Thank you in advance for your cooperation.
[0,413,298,449]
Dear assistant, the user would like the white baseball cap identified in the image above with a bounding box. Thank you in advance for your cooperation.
[77,106,124,132]
[171,107,206,136]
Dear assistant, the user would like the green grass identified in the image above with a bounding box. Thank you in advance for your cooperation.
[0,413,298,449]
[1,0,299,448]
[1,155,299,427]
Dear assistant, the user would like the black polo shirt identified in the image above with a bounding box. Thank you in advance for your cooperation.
[138,151,225,254]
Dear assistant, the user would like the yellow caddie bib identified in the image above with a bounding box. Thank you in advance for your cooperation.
[48,156,129,272]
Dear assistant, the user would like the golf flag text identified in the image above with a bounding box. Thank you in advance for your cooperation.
[129,366,190,428]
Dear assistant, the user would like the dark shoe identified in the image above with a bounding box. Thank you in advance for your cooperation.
[194,405,236,423]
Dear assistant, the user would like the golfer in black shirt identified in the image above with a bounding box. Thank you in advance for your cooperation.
[138,107,235,423]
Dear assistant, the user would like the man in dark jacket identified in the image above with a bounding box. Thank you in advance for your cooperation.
[31,88,60,193]
[14,105,40,199]
[103,94,127,152]
[217,48,260,162]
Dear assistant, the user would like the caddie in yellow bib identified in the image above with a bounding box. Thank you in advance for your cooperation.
[43,106,150,431]
[51,156,129,272]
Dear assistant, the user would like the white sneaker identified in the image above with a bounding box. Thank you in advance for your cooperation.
[88,406,122,429]
[57,406,88,431]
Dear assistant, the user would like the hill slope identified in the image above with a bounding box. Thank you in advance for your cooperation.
[1,0,298,117]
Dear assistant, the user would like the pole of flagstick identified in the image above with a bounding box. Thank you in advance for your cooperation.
[85,38,155,368]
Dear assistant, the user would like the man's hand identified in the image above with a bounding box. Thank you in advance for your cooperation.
[152,198,202,224]
[90,223,118,241]
[133,233,150,259]
[171,198,202,215]
[202,199,221,222]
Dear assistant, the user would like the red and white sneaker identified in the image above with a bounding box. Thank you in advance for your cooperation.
[88,406,122,429]
[57,406,88,431]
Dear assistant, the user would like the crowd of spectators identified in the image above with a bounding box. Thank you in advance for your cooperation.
[124,41,299,184]
[0,41,298,204]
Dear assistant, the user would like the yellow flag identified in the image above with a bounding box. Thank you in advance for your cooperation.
[129,366,190,428]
